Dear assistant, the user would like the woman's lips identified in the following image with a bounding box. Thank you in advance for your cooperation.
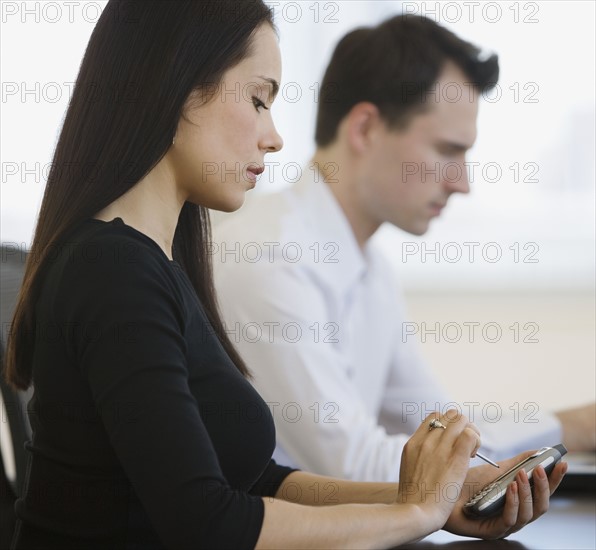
[246,166,264,184]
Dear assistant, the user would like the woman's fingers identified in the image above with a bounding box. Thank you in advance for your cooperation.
[496,450,536,472]
[461,421,481,457]
[499,480,520,531]
[547,461,568,494]
[530,465,551,517]
[498,462,564,537]
[400,411,482,527]
[498,473,532,536]
[454,426,482,458]
[513,468,534,527]
[434,410,481,458]
[414,411,482,462]
[403,412,478,474]
[409,411,482,477]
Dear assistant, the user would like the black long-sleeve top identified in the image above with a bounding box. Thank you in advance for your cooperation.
[11,217,296,549]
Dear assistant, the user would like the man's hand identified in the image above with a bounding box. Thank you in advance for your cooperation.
[555,403,596,452]
[443,450,567,540]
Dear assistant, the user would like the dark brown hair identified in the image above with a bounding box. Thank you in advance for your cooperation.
[3,0,274,389]
[315,14,499,147]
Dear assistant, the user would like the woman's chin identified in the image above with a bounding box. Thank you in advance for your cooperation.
[211,194,247,213]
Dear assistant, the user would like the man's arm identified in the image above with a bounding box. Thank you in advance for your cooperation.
[374,258,583,459]
[375,255,455,437]
[555,402,596,451]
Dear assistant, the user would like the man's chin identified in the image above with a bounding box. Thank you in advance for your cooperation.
[391,217,431,236]
[408,221,431,236]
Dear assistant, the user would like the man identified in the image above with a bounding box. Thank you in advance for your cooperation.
[212,14,595,481]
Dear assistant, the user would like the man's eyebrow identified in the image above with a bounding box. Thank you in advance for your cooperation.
[255,76,279,101]
[438,141,471,153]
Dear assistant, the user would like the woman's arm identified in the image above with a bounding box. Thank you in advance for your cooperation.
[273,470,398,506]
[257,499,429,550]
[254,411,480,549]
[255,412,566,549]
[260,446,568,549]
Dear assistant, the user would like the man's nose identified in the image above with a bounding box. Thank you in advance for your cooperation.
[444,162,470,194]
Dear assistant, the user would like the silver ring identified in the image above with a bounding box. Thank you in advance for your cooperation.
[429,418,447,431]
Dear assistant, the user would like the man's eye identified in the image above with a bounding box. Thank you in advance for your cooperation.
[438,148,458,158]
[252,97,269,111]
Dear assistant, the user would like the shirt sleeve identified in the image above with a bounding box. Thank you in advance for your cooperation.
[377,266,454,437]
[249,459,299,497]
[375,260,564,463]
[59,235,266,549]
[470,411,563,461]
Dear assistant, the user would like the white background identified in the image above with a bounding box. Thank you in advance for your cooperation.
[2,1,594,291]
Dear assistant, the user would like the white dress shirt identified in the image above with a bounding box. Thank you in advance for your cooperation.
[212,167,562,481]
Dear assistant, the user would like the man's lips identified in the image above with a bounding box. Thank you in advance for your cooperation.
[429,202,447,215]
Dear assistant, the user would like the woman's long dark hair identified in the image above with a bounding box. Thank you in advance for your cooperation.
[4,0,273,390]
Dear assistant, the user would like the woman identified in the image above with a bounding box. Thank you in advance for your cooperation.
[4,1,566,548]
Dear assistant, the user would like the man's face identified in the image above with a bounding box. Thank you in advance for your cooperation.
[361,63,478,236]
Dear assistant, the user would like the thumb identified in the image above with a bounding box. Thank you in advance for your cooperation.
[496,449,537,471]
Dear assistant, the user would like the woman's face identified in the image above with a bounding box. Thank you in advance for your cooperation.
[169,24,283,212]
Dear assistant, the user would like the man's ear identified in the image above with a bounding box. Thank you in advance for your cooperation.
[343,102,382,154]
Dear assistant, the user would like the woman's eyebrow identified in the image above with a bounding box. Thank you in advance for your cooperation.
[255,76,279,101]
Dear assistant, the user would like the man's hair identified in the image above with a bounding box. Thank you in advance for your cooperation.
[315,14,499,147]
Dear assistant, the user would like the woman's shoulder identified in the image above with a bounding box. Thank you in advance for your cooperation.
[46,217,182,295]
[40,218,189,325]
[61,217,172,266]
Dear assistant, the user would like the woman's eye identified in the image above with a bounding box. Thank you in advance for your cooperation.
[252,97,269,112]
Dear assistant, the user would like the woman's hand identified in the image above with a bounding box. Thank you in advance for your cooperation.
[397,410,481,531]
[443,450,568,540]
